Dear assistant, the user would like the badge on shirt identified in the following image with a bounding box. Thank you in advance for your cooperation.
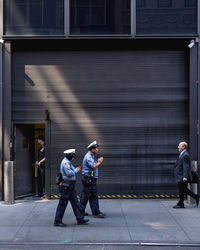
[65,163,70,169]
[41,146,44,152]
[90,156,94,162]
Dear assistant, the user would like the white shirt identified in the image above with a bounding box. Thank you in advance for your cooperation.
[179,149,186,158]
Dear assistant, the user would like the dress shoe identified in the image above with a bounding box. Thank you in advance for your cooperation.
[54,222,67,227]
[94,212,106,218]
[84,212,89,216]
[77,219,89,225]
[173,205,185,209]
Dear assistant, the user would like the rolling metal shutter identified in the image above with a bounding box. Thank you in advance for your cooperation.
[12,50,189,195]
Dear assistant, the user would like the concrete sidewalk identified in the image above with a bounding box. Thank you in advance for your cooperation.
[0,198,200,244]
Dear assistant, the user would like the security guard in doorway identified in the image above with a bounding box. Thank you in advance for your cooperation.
[35,135,45,198]
[54,149,89,227]
[80,141,106,218]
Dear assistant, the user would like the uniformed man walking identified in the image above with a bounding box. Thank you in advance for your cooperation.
[35,136,45,198]
[54,149,89,227]
[80,141,106,218]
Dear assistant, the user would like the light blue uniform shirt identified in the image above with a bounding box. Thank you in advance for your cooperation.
[60,157,77,181]
[82,151,98,179]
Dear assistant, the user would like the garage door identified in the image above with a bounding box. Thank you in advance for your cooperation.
[13,50,189,195]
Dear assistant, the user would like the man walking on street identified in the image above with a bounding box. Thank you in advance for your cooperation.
[80,141,106,218]
[173,142,199,208]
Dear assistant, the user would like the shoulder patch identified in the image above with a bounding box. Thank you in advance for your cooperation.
[65,162,70,169]
[90,156,94,162]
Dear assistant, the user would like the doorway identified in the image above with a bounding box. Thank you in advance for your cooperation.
[15,124,45,198]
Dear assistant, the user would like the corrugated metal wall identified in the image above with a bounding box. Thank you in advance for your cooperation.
[12,50,189,195]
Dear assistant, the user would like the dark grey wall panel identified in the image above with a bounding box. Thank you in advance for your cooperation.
[12,50,189,195]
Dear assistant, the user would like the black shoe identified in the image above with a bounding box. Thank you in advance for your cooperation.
[54,222,66,227]
[94,212,106,218]
[77,219,89,225]
[195,196,199,206]
[84,212,89,216]
[173,205,185,209]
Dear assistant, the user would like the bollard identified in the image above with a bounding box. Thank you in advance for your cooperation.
[4,161,15,204]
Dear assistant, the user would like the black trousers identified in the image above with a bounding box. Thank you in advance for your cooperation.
[80,177,100,216]
[55,185,84,223]
[37,166,45,196]
[177,181,198,206]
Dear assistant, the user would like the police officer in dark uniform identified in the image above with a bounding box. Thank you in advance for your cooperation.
[54,149,89,227]
[35,135,45,198]
[80,141,106,218]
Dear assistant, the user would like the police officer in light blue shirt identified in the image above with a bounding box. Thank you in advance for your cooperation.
[61,157,77,181]
[80,141,106,218]
[54,149,89,227]
[82,150,99,178]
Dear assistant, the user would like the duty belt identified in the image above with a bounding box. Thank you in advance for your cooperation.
[61,179,76,186]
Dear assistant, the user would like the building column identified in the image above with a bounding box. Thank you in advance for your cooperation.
[0,0,3,200]
[3,42,12,163]
[198,42,200,162]
[0,43,3,200]
[2,41,12,201]
[189,42,198,160]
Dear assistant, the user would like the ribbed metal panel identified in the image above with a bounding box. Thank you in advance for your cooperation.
[12,50,189,195]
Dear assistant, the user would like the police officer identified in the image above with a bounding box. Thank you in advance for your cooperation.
[54,149,89,227]
[35,135,45,198]
[80,141,106,218]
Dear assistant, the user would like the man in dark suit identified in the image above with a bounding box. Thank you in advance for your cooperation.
[173,142,199,208]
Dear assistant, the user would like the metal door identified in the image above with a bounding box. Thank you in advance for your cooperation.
[15,125,35,198]
[12,50,189,195]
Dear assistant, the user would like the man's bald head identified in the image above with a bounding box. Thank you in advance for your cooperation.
[178,142,188,152]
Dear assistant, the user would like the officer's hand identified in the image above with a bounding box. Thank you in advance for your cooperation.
[183,178,187,182]
[98,157,103,163]
[36,161,39,166]
[76,167,81,172]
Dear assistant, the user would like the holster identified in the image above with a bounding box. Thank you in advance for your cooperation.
[83,175,95,187]
[62,179,76,187]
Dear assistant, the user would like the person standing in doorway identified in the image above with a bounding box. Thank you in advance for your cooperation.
[35,135,45,198]
[173,141,199,208]
[80,141,106,218]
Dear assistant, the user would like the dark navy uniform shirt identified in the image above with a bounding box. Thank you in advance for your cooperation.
[38,144,45,167]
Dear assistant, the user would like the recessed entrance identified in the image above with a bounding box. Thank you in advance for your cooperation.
[14,124,45,198]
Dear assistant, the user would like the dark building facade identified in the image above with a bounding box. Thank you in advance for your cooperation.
[0,0,200,200]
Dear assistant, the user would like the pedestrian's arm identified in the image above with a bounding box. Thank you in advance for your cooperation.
[38,157,46,165]
[63,163,77,177]
[87,157,103,169]
[182,156,190,181]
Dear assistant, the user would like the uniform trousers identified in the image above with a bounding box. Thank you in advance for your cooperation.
[37,166,45,197]
[55,184,84,223]
[80,177,100,216]
[177,181,198,206]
